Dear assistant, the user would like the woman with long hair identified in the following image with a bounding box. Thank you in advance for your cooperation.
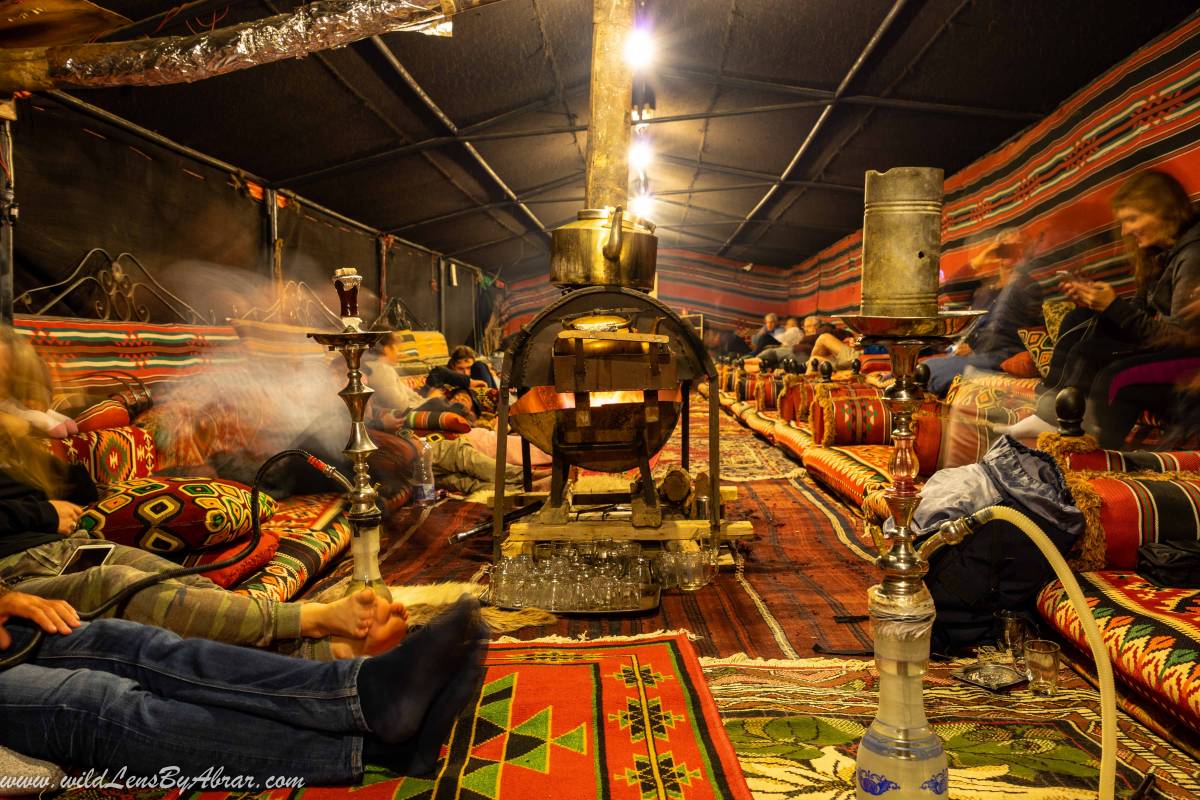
[1011,169,1200,445]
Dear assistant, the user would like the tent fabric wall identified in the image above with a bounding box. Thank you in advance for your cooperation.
[787,13,1200,314]
[12,94,469,330]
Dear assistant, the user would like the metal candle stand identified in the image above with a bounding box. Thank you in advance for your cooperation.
[308,268,391,601]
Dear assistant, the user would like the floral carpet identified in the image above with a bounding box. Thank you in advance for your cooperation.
[704,655,1200,800]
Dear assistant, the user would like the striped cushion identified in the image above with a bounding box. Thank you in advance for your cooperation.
[15,315,244,389]
[754,375,783,411]
[234,493,350,602]
[810,394,941,477]
[1068,473,1200,571]
[802,444,893,508]
[227,318,328,366]
[856,352,891,374]
[1064,448,1200,473]
[409,330,450,366]
[405,409,471,433]
[74,399,131,432]
[1037,571,1200,730]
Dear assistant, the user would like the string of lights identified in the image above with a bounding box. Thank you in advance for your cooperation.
[626,6,656,221]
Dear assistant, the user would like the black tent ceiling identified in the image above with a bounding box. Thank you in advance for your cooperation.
[37,0,1200,279]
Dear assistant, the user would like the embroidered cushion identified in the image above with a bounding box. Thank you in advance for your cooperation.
[1000,349,1041,378]
[1043,299,1076,341]
[78,477,276,556]
[74,399,131,432]
[809,393,941,477]
[1017,326,1055,377]
[43,425,158,485]
[802,444,893,508]
[1037,571,1200,730]
[941,374,1039,468]
[196,528,281,587]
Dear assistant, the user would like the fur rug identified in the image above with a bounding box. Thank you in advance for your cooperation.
[315,578,556,634]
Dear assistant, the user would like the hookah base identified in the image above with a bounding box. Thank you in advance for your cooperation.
[856,726,948,798]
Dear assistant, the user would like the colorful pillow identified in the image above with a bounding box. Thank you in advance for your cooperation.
[1017,326,1054,377]
[405,409,472,433]
[409,330,450,366]
[941,373,1040,467]
[1042,299,1076,341]
[1037,571,1200,731]
[78,477,277,555]
[43,426,158,485]
[1000,349,1041,378]
[74,399,132,432]
[196,528,281,587]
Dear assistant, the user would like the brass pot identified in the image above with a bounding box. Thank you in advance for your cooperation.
[554,313,648,356]
[550,207,657,290]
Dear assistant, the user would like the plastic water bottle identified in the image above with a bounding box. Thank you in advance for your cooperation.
[412,435,436,505]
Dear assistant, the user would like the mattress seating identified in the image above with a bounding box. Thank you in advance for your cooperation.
[14,314,449,601]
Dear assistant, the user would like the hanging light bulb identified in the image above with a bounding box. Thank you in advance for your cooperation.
[629,193,654,220]
[624,26,656,72]
[629,139,654,173]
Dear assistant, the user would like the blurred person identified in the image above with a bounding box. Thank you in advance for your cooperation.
[702,326,751,358]
[1007,170,1200,443]
[0,329,407,661]
[757,317,803,367]
[750,313,785,351]
[448,346,490,389]
[362,332,425,416]
[924,229,1044,395]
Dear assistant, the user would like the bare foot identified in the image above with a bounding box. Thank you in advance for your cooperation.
[332,598,409,657]
[300,588,377,639]
[364,600,409,656]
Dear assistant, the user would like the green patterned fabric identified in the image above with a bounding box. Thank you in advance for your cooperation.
[705,655,1200,800]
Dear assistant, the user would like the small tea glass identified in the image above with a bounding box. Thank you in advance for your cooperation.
[1024,639,1061,695]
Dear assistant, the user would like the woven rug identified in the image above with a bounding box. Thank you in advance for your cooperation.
[655,405,803,483]
[150,632,750,800]
[325,475,876,660]
[704,655,1200,800]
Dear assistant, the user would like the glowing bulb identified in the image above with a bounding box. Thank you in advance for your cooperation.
[629,194,654,220]
[624,27,656,72]
[629,139,653,172]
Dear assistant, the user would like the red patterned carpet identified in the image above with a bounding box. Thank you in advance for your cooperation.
[308,404,876,660]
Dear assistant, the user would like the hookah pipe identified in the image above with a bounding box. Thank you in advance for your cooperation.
[918,508,1117,800]
[0,449,353,669]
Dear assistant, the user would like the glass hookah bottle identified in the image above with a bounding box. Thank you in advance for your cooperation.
[855,584,947,798]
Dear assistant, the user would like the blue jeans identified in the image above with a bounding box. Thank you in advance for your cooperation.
[0,619,366,785]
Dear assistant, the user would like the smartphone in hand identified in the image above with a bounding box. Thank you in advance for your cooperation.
[1056,268,1083,284]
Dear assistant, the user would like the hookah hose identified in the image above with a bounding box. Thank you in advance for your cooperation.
[922,506,1117,800]
[0,449,349,669]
